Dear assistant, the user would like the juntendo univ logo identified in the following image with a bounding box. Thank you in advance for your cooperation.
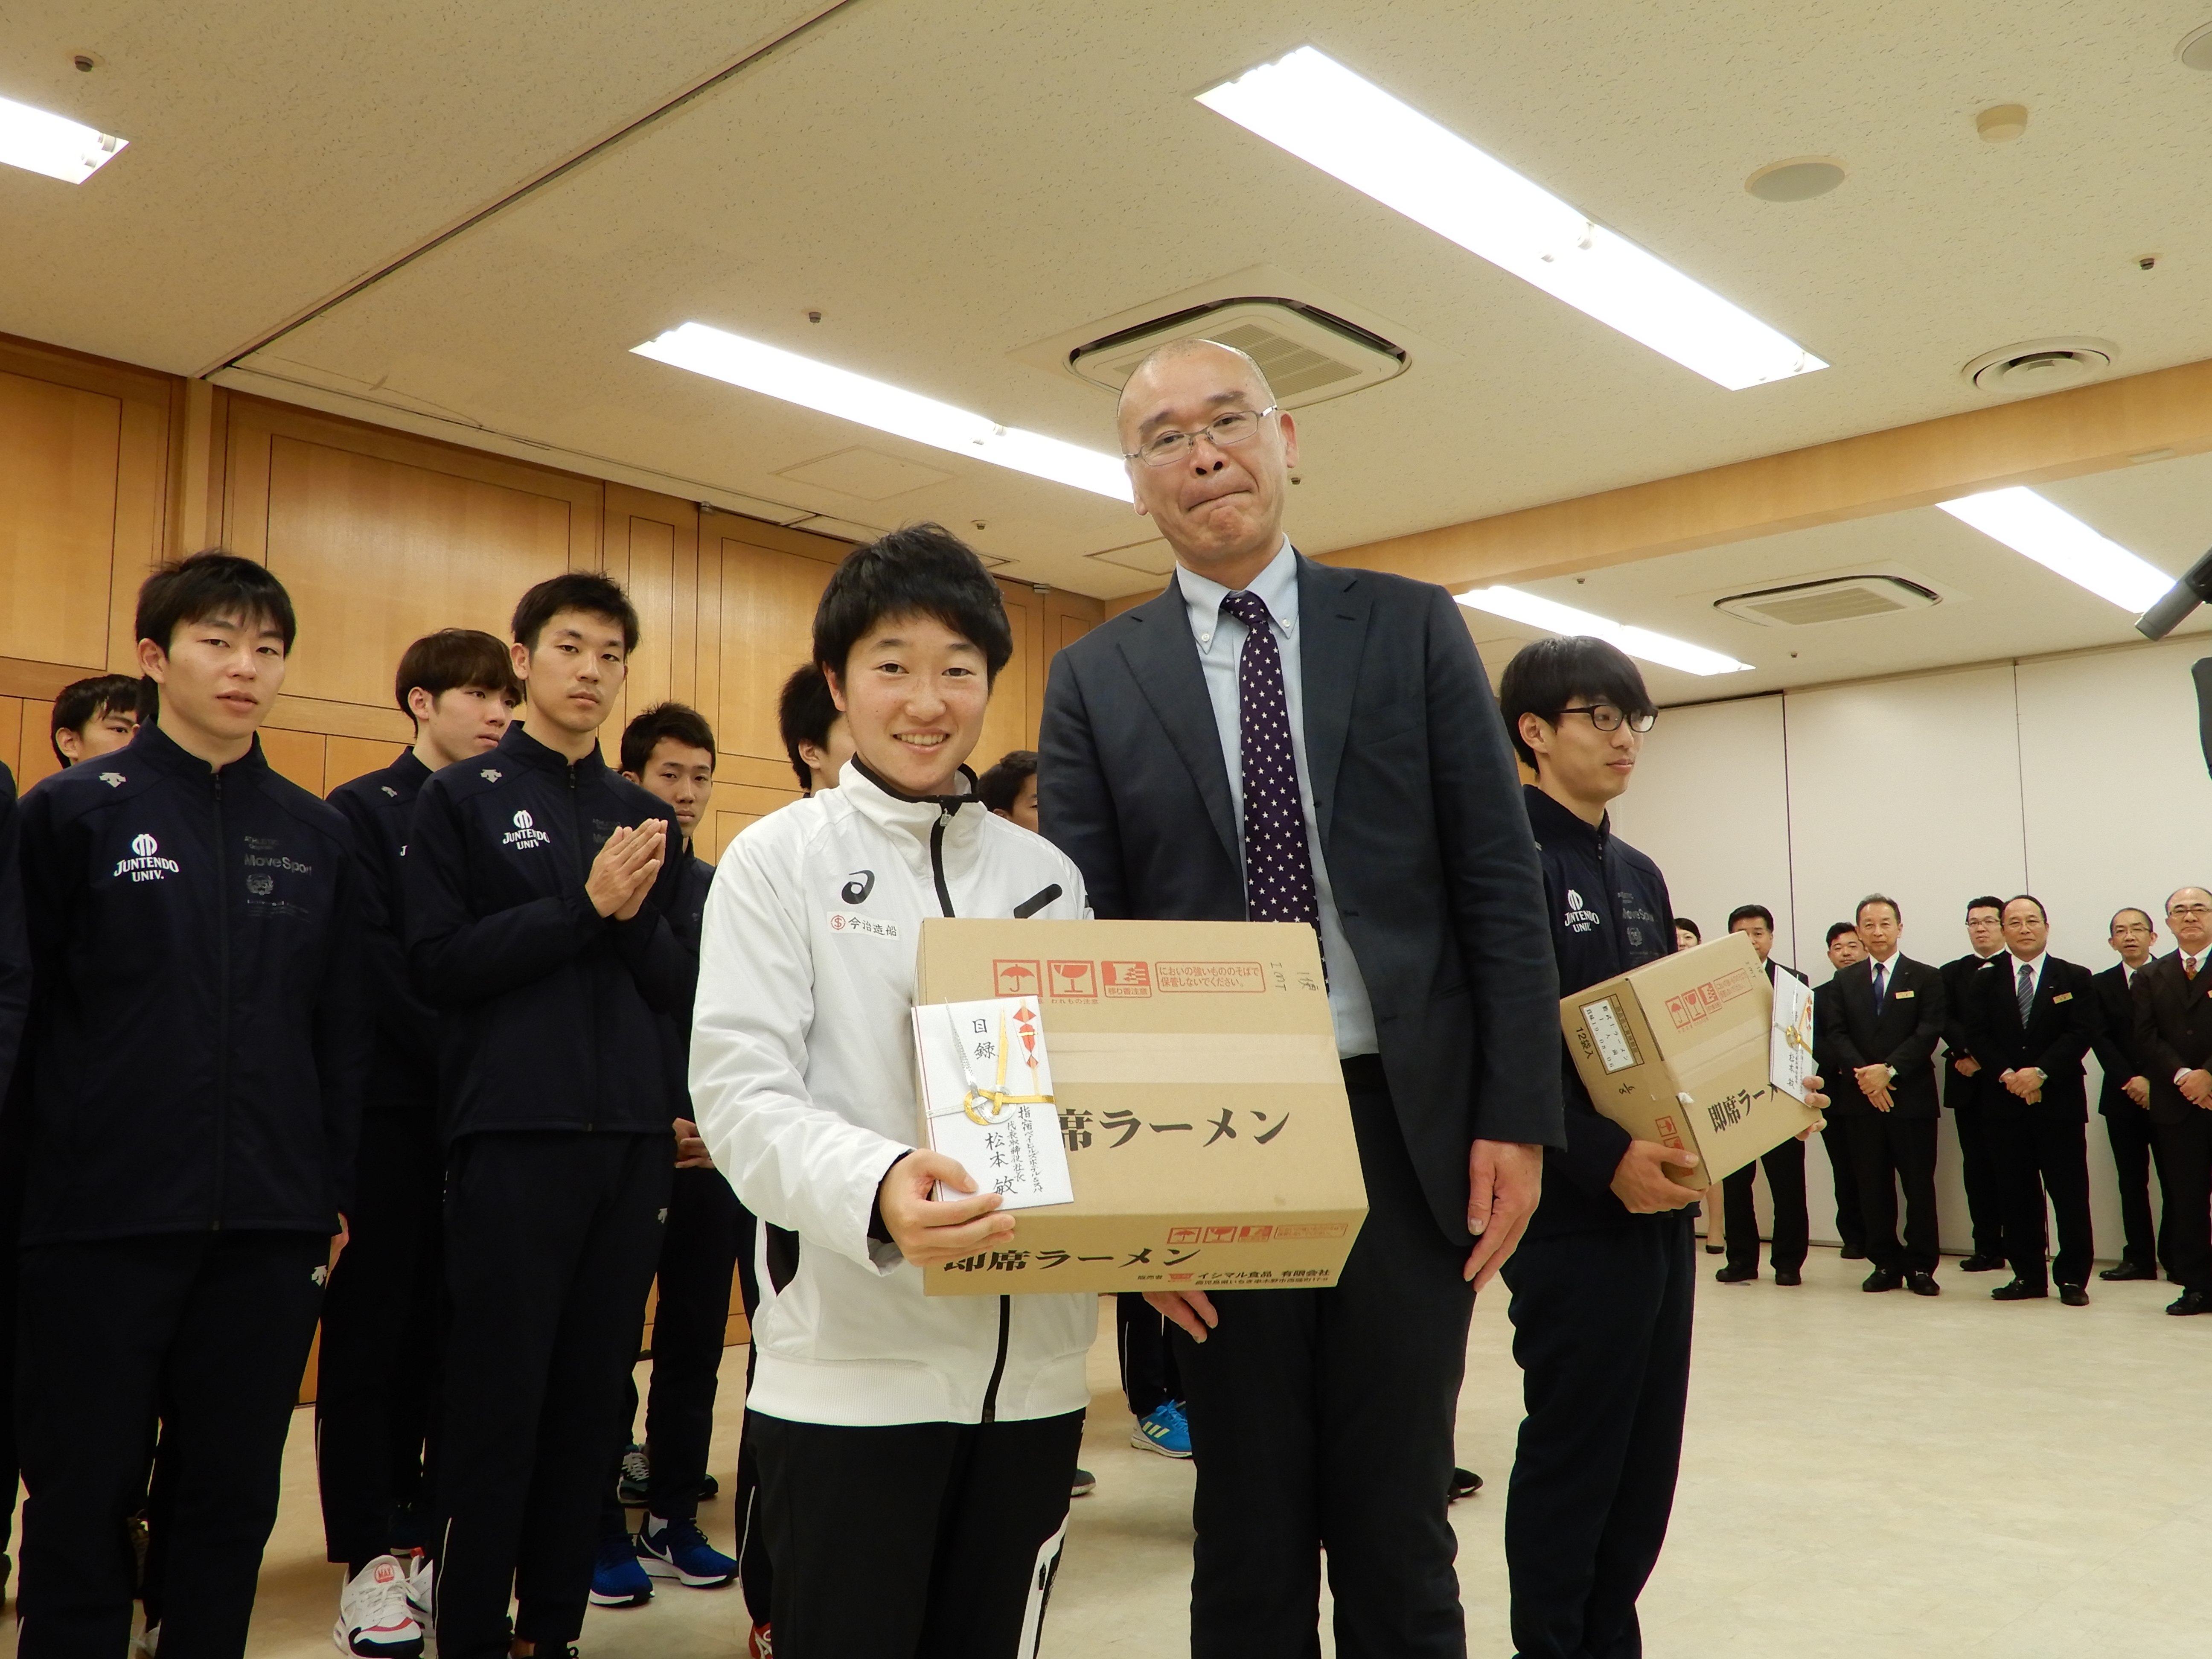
[114,832,181,884]
[501,809,552,851]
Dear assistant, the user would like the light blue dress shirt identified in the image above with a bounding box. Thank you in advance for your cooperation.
[1175,540,1379,1059]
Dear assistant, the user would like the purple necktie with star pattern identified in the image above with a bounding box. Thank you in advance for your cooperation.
[1219,590,1319,943]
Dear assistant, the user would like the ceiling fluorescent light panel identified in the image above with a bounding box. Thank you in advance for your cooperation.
[1935,488,2172,612]
[1457,586,1753,676]
[1197,47,1825,391]
[0,94,128,183]
[634,322,1130,501]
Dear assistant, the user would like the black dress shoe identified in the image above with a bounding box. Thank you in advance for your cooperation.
[1774,1267,1802,1286]
[2166,1288,2208,1316]
[2059,1284,2089,1307]
[2099,1260,2158,1281]
[1958,1252,2005,1273]
[1991,1278,2048,1301]
[1861,1268,1902,1292]
[1714,1263,1758,1284]
[1449,1467,1483,1500]
[1907,1272,1940,1297]
[1704,1243,1725,1255]
[1840,1246,1869,1260]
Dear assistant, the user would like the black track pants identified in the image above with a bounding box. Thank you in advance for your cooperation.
[1115,1292,1180,1419]
[1720,1137,1808,1274]
[317,1107,445,1564]
[432,1132,669,1659]
[17,1231,326,1659]
[745,1408,1082,1659]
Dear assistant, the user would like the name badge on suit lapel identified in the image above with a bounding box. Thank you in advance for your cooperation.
[2052,991,2073,1004]
[1894,989,1915,999]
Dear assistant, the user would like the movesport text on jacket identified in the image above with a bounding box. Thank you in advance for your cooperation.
[1522,783,1678,1238]
[404,722,690,1141]
[15,724,369,1245]
[690,760,1095,1429]
[327,748,437,1119]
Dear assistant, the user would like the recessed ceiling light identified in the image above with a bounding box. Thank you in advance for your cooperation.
[1745,157,1846,202]
[1936,487,2171,611]
[2177,21,2212,70]
[0,93,128,183]
[1456,586,1754,675]
[633,322,1130,501]
[1975,103,2029,143]
[1196,47,1826,391]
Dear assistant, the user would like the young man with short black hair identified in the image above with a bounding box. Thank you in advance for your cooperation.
[320,628,521,1654]
[48,672,140,767]
[776,662,853,795]
[15,552,367,1658]
[1715,905,1813,1285]
[406,573,688,1659]
[692,525,1094,1656]
[976,749,1039,832]
[590,701,743,1605]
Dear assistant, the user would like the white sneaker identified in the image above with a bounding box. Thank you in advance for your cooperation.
[334,1555,425,1659]
[403,1552,434,1626]
[131,1624,160,1659]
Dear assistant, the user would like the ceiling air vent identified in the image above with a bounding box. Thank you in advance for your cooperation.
[1962,336,2116,395]
[1714,575,1940,628]
[1067,298,1407,408]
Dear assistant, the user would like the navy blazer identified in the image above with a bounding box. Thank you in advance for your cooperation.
[1956,954,2096,1121]
[1039,555,1562,1246]
[1813,955,1946,1120]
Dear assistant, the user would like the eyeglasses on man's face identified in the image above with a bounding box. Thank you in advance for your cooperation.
[2169,903,2212,919]
[1553,704,1656,734]
[1125,405,1279,468]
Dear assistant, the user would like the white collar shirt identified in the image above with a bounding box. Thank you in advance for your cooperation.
[2007,950,2047,1004]
[1176,538,1377,1058]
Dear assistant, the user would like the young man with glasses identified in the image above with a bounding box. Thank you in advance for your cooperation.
[1497,637,1705,1659]
[2129,888,2212,1315]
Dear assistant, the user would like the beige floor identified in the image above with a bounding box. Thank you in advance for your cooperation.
[13,1245,2209,1658]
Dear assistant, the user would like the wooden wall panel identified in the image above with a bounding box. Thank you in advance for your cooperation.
[15,704,63,794]
[326,733,402,793]
[710,524,841,768]
[260,727,327,794]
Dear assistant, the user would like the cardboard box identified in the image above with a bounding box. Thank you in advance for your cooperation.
[911,918,1368,1295]
[1560,931,1822,1186]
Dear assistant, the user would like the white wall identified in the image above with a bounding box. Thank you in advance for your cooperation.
[1607,633,2212,1259]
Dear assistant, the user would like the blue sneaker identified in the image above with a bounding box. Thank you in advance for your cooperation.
[588,1532,653,1607]
[1131,1399,1192,1458]
[635,1517,736,1588]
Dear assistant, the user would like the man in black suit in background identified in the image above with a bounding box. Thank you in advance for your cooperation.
[1955,896,2096,1304]
[2093,908,2165,1281]
[1716,905,1810,1285]
[1939,897,2010,1273]
[2131,888,2212,1316]
[1815,895,1946,1295]
[1039,338,1561,1657]
[1817,923,1870,1258]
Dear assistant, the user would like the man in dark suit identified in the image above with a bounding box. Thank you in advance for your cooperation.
[1954,896,2097,1303]
[1817,923,1869,1258]
[2092,908,2165,1281]
[1716,905,1811,1285]
[1039,338,1562,1657]
[1938,897,2010,1273]
[1814,895,1946,1294]
[2131,888,2212,1316]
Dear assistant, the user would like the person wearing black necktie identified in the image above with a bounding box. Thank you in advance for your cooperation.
[1954,896,2097,1303]
[1715,905,1811,1285]
[1813,895,1946,1294]
[2091,908,2165,1281]
[1039,338,1561,1658]
[2129,888,2212,1316]
[1938,898,2011,1273]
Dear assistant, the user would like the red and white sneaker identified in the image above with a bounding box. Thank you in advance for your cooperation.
[746,1624,774,1659]
[334,1555,425,1659]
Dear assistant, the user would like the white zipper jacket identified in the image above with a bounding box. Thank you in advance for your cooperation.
[690,760,1097,1427]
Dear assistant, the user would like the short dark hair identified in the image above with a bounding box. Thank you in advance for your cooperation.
[777,662,841,792]
[812,524,1012,687]
[1856,893,1901,924]
[394,629,521,726]
[1965,895,2005,920]
[512,571,640,653]
[2110,907,2154,933]
[1496,637,1656,768]
[977,750,1038,813]
[620,701,717,776]
[1826,922,1860,947]
[133,552,297,725]
[1728,904,1775,932]
[1674,917,1701,942]
[50,674,141,765]
[2003,893,2047,925]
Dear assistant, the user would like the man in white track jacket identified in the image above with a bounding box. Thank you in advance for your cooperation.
[690,525,1094,1659]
